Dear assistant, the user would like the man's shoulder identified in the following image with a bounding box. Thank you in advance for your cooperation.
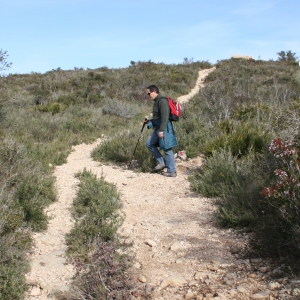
[157,95,168,102]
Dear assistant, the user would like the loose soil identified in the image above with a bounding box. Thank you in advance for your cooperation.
[25,68,298,300]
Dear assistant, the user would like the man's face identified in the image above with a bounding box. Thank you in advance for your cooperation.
[147,89,157,100]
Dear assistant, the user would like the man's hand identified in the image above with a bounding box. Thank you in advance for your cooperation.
[143,118,149,124]
[158,131,164,138]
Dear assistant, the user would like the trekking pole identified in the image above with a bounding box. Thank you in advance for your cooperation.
[127,118,148,168]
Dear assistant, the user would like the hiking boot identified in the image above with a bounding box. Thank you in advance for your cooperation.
[161,171,177,177]
[153,162,165,172]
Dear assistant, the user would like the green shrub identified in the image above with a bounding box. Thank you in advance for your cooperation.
[35,102,66,115]
[0,256,29,300]
[66,169,123,260]
[14,174,56,231]
[63,169,151,299]
[102,98,142,118]
[251,138,300,258]
[91,124,157,172]
[64,239,152,300]
[0,191,31,300]
[204,121,268,157]
[189,149,268,227]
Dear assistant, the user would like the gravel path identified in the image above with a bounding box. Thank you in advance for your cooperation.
[25,68,298,300]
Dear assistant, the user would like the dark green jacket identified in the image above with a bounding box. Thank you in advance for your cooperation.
[152,94,169,132]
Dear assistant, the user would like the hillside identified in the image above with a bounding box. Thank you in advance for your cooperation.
[25,67,300,300]
[1,58,300,299]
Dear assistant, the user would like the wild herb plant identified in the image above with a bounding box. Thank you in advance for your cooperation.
[255,138,300,258]
[185,58,300,263]
[64,169,151,299]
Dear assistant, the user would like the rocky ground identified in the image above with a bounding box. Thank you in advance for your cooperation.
[25,68,300,300]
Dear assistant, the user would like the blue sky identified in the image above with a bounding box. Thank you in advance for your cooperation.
[1,0,299,75]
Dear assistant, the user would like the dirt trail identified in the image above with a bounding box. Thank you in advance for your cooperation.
[176,67,216,104]
[25,68,296,300]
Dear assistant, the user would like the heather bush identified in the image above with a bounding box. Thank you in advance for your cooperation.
[102,98,142,118]
[0,137,50,299]
[187,58,300,265]
[0,188,31,300]
[91,121,163,172]
[189,149,269,227]
[64,240,151,300]
[66,169,123,260]
[14,173,56,231]
[204,120,268,157]
[63,170,151,299]
[250,138,300,258]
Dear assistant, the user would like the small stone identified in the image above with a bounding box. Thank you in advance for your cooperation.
[272,268,283,275]
[208,264,218,271]
[205,293,214,298]
[225,272,237,280]
[194,271,208,281]
[169,242,183,252]
[30,286,41,296]
[237,285,248,293]
[138,275,147,283]
[159,275,186,289]
[230,246,240,254]
[145,239,156,247]
[279,288,291,295]
[189,280,198,286]
[249,273,257,278]
[293,288,300,296]
[185,290,195,300]
[250,258,262,263]
[224,280,234,286]
[220,263,231,269]
[259,266,269,273]
[251,290,270,299]
[134,262,142,269]
[268,281,281,290]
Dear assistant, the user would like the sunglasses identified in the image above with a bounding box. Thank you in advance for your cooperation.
[147,92,152,96]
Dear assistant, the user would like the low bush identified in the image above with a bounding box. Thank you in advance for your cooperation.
[204,121,268,157]
[102,98,142,118]
[250,138,300,259]
[35,102,66,115]
[189,148,274,228]
[64,169,151,299]
[15,174,56,231]
[66,169,123,260]
[91,123,160,172]
[0,188,32,299]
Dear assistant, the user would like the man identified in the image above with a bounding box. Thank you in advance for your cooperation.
[145,85,177,177]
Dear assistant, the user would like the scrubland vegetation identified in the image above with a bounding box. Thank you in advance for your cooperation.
[0,59,208,299]
[0,53,300,299]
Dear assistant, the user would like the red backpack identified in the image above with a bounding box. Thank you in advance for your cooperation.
[167,97,182,122]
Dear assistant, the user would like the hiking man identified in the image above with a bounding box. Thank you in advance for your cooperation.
[144,85,177,177]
